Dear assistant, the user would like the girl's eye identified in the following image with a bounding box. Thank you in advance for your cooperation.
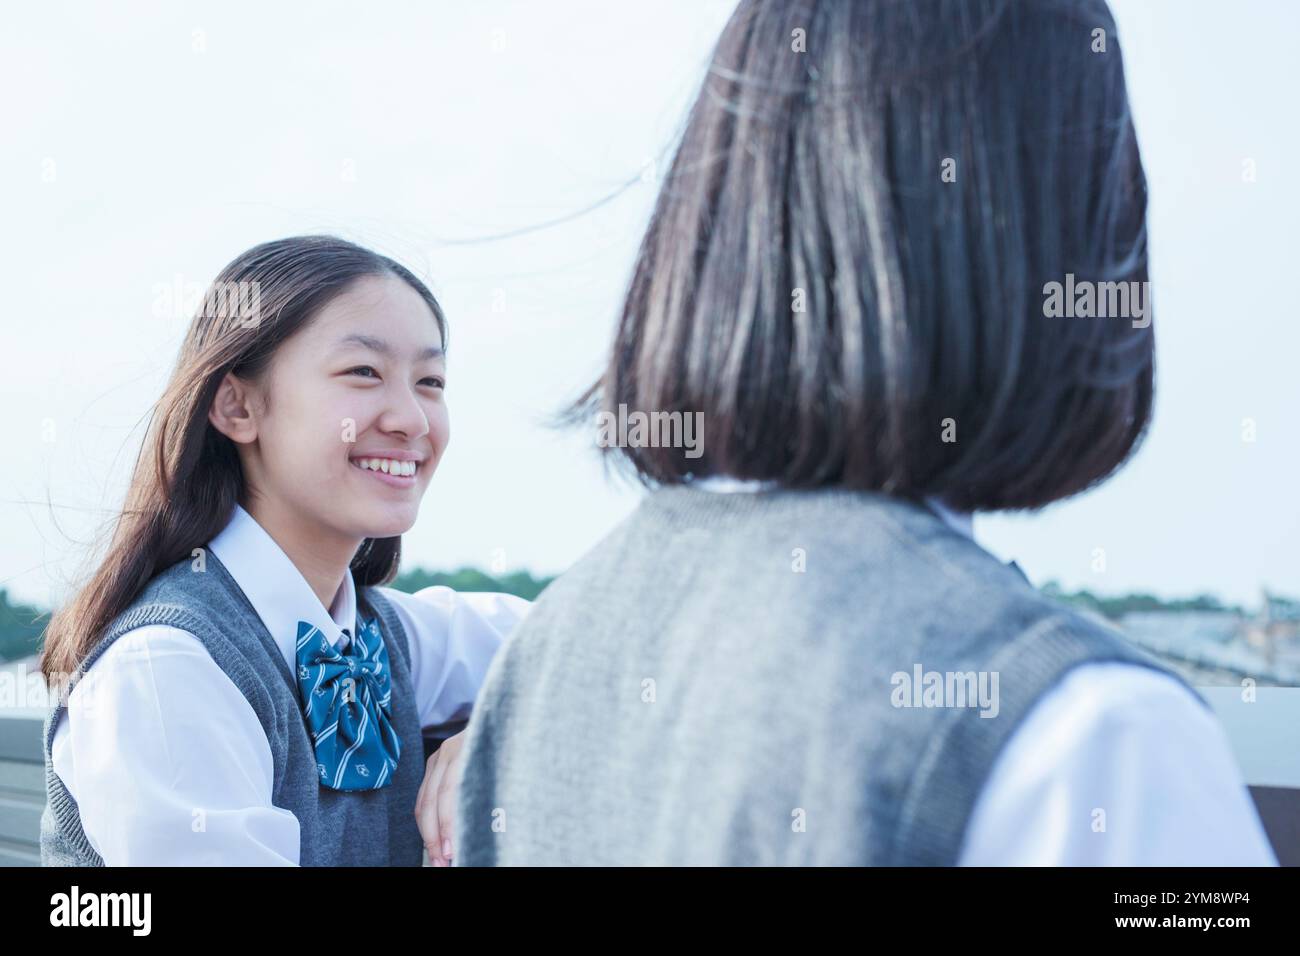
[349,366,443,389]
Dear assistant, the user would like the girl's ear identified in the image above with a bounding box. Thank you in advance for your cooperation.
[208,371,260,445]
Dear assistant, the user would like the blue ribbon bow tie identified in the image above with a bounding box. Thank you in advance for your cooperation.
[294,612,401,792]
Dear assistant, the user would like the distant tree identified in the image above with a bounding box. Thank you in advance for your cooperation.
[0,569,555,663]
[0,589,49,663]
[1040,581,1241,619]
[2,572,1251,664]
[390,567,554,601]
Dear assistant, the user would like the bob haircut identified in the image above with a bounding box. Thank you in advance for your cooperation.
[573,0,1153,512]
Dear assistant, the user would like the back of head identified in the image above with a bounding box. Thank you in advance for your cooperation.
[582,0,1151,512]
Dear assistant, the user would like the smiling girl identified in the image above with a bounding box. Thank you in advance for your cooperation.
[38,235,527,866]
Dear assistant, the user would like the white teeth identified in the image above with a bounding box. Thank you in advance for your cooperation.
[353,458,417,476]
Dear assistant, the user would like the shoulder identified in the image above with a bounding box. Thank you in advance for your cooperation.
[960,661,1277,865]
[70,623,231,702]
[63,610,283,747]
[89,553,247,658]
[58,623,264,768]
[1042,659,1214,732]
[888,608,1207,863]
[129,551,226,605]
[989,660,1217,769]
[90,621,203,654]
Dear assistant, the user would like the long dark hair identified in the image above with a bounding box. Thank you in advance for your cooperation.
[573,0,1153,512]
[40,235,448,689]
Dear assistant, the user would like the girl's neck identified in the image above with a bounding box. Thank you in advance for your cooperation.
[240,498,362,612]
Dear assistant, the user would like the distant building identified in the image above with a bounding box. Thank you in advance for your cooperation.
[1111,608,1300,687]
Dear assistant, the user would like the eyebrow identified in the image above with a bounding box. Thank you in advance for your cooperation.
[333,333,444,361]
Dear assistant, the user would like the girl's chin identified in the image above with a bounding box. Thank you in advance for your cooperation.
[348,498,421,537]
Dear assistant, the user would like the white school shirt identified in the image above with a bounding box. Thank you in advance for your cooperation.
[50,503,530,866]
[691,478,1278,866]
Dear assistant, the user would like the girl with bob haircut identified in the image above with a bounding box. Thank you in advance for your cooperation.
[454,0,1277,865]
[39,236,528,866]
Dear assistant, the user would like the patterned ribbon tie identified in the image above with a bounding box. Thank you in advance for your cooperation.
[294,612,401,792]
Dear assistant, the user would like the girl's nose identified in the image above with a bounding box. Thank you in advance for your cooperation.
[379,385,433,440]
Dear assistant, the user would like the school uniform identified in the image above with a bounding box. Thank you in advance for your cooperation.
[41,502,528,866]
[708,478,1278,865]
[455,480,1278,866]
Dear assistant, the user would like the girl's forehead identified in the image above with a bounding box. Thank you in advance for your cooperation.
[320,274,431,322]
[305,277,445,352]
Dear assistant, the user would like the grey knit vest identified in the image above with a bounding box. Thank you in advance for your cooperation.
[40,551,425,866]
[457,484,1210,865]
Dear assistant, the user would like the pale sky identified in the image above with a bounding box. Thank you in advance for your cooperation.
[2,1,1297,611]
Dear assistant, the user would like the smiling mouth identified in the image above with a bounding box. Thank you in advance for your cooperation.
[349,457,421,479]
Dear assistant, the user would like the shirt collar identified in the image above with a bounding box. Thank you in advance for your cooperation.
[920,495,975,541]
[207,502,356,671]
[687,476,977,543]
[688,475,780,494]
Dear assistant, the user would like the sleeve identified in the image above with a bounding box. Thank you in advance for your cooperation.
[61,625,301,866]
[957,661,1279,866]
[375,586,532,731]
